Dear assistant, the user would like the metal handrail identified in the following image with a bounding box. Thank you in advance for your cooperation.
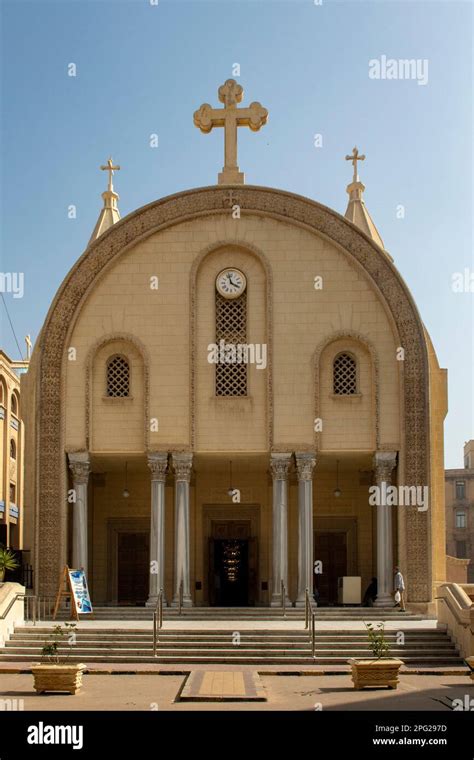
[0,592,25,620]
[24,595,70,624]
[158,588,163,629]
[305,587,310,630]
[281,580,286,617]
[153,610,157,656]
[152,589,164,657]
[311,612,316,658]
[1,593,56,625]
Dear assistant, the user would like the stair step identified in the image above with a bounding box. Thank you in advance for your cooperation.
[5,640,456,651]
[7,637,454,647]
[0,646,459,660]
[0,654,463,665]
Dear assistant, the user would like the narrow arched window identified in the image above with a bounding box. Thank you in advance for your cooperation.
[10,439,16,459]
[333,353,357,395]
[11,393,18,416]
[106,355,130,397]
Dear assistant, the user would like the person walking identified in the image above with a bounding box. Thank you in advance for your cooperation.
[393,566,406,611]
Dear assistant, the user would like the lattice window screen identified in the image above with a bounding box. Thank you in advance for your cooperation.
[106,355,130,397]
[215,291,248,396]
[333,353,357,395]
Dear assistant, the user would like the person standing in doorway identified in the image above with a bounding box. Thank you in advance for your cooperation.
[393,566,406,611]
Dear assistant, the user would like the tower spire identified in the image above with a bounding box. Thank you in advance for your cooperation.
[88,157,121,246]
[344,146,384,249]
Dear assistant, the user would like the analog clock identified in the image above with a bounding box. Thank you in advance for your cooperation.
[215,268,247,299]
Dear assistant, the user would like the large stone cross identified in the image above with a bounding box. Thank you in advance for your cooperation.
[100,157,120,192]
[194,79,268,184]
[345,146,365,183]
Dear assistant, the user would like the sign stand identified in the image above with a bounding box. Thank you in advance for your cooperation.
[53,566,79,621]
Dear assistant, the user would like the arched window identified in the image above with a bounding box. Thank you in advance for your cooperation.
[0,379,5,406]
[333,353,357,395]
[455,510,466,529]
[106,355,130,397]
[11,393,18,416]
[10,439,16,459]
[215,288,248,397]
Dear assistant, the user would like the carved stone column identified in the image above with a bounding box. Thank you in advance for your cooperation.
[146,452,168,607]
[68,452,90,572]
[295,453,316,607]
[172,453,193,607]
[373,451,398,607]
[270,453,292,607]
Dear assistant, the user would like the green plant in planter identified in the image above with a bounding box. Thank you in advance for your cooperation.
[364,622,390,659]
[0,547,19,582]
[41,623,78,665]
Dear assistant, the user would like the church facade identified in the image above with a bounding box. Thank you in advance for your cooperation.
[22,81,447,613]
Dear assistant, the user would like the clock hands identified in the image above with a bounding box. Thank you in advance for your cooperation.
[226,272,240,289]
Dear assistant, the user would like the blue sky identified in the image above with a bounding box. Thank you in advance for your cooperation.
[0,0,472,467]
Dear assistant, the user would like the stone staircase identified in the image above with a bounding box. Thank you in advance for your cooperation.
[54,605,430,622]
[0,622,463,667]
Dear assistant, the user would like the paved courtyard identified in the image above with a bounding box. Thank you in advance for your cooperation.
[0,673,472,712]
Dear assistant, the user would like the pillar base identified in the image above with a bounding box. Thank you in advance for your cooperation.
[294,596,308,608]
[270,594,293,608]
[171,595,193,608]
[146,595,167,608]
[374,594,393,607]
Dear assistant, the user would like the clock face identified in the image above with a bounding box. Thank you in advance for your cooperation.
[216,268,247,299]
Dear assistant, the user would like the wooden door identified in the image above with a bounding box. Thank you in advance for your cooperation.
[117,532,149,605]
[314,532,347,605]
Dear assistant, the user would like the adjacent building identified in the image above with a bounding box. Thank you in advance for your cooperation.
[445,441,474,583]
[0,350,28,552]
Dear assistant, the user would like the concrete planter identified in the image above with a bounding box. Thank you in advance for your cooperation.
[465,656,474,681]
[348,658,403,690]
[31,664,86,695]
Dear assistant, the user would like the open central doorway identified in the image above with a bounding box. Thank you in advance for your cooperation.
[314,531,347,605]
[212,538,249,606]
[207,519,257,606]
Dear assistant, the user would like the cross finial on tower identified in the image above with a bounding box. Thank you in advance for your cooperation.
[345,146,366,183]
[194,79,268,184]
[100,157,121,192]
[88,158,121,246]
[344,146,385,249]
[25,334,32,361]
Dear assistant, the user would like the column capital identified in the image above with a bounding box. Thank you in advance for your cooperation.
[147,452,168,482]
[172,452,193,482]
[373,451,397,483]
[270,453,292,480]
[68,451,90,485]
[295,452,317,481]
